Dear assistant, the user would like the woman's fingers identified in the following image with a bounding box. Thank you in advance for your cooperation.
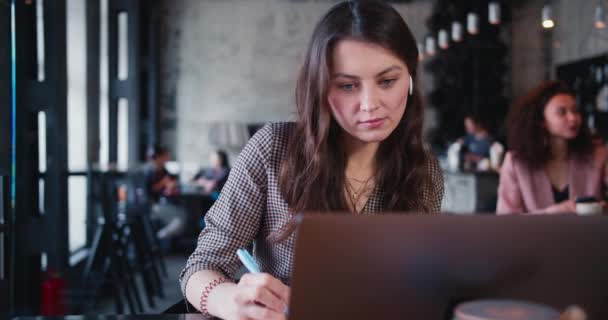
[243,304,286,320]
[242,286,286,313]
[241,273,291,304]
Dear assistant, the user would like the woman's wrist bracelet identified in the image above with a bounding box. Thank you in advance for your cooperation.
[199,276,230,316]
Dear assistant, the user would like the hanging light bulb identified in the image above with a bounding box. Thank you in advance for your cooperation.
[425,36,436,56]
[489,2,501,25]
[438,29,449,49]
[595,3,606,29]
[542,5,555,29]
[467,12,479,35]
[417,43,425,61]
[451,21,463,42]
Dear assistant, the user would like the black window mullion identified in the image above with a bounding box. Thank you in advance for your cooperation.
[41,0,68,273]
[107,0,141,167]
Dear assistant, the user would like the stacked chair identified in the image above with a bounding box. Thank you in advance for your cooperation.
[79,170,168,314]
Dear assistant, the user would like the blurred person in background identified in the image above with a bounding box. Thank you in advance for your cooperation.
[446,114,502,172]
[192,149,230,195]
[460,115,493,164]
[144,145,178,200]
[143,145,187,240]
[497,81,608,214]
[459,114,495,171]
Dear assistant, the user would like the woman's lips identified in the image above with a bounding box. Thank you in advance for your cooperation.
[359,117,386,129]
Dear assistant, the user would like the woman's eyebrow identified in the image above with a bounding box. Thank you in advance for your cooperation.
[332,66,403,80]
[375,65,403,77]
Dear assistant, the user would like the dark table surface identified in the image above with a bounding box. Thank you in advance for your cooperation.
[13,315,209,320]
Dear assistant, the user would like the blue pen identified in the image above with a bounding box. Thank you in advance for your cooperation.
[237,248,261,273]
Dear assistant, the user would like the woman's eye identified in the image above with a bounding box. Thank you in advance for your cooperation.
[339,83,356,91]
[380,79,396,88]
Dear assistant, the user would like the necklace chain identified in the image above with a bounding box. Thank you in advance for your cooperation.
[346,175,374,213]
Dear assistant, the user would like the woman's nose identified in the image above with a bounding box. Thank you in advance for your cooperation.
[359,86,379,112]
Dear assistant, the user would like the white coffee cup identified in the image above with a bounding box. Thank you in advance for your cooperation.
[575,202,603,216]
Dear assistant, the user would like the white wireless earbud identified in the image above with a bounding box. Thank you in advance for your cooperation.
[409,75,414,96]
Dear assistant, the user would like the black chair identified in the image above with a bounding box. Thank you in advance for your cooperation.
[128,169,169,278]
[123,170,167,307]
[81,171,144,314]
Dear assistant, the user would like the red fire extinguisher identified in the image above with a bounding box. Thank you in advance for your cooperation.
[40,269,67,316]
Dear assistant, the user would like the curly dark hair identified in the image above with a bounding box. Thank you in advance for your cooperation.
[506,80,592,169]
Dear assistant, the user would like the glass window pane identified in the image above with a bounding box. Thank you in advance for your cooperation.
[117,12,128,80]
[99,0,109,167]
[68,176,87,252]
[100,103,109,168]
[117,98,129,171]
[40,252,47,272]
[67,0,87,172]
[37,111,46,173]
[35,0,45,82]
[38,178,44,215]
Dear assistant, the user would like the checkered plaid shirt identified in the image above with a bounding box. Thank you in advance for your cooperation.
[180,122,444,295]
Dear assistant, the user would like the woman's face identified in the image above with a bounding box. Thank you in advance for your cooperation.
[543,94,581,140]
[327,39,411,145]
[209,152,220,168]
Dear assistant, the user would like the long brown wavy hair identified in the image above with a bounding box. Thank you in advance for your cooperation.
[274,0,434,240]
[506,80,593,169]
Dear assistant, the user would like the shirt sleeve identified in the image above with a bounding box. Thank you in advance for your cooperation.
[424,155,445,213]
[596,148,608,189]
[496,152,525,214]
[179,123,273,296]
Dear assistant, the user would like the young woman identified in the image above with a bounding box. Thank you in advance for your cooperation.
[181,1,444,319]
[193,150,230,194]
[497,80,608,214]
[142,145,186,240]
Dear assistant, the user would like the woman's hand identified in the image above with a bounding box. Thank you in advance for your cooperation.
[214,273,290,320]
[543,199,576,214]
[202,181,217,193]
[196,177,209,186]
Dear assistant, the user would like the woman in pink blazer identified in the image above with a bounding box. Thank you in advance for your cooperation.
[497,81,608,214]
